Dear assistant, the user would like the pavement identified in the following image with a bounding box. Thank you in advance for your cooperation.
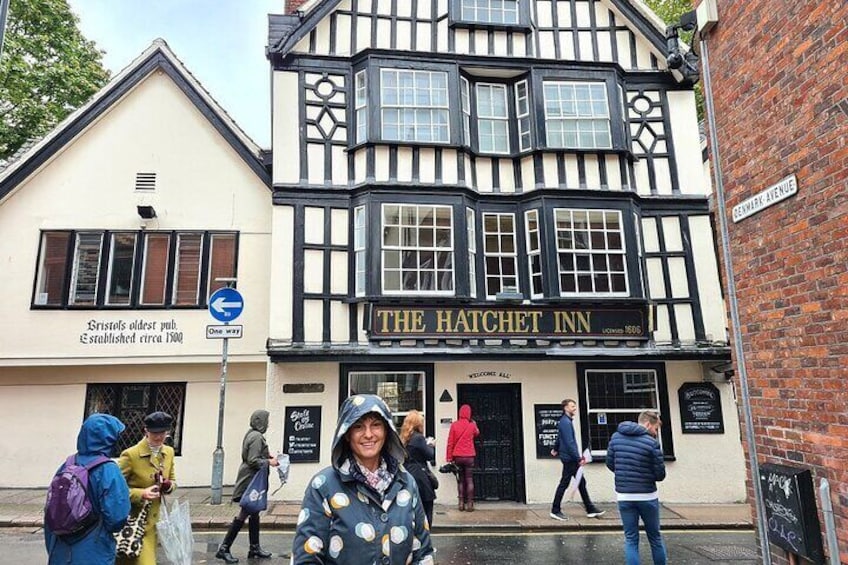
[0,488,753,533]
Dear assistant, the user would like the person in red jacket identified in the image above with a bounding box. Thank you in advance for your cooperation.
[445,404,480,511]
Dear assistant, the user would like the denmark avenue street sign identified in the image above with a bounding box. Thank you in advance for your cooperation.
[207,325,243,339]
[208,287,244,322]
[732,174,798,223]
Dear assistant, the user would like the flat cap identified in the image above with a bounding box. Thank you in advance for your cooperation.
[143,411,174,433]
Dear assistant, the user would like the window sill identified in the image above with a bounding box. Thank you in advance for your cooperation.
[449,20,532,32]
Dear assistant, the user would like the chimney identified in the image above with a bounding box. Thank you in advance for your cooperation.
[286,0,308,13]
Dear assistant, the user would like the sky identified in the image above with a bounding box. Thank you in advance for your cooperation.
[68,1,285,147]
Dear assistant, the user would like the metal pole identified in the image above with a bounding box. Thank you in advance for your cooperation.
[0,0,10,58]
[210,324,229,505]
[819,479,841,565]
[700,38,771,564]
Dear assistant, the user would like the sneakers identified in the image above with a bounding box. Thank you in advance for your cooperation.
[586,507,606,518]
[549,511,569,521]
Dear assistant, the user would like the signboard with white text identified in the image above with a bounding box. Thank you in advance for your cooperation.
[732,174,798,222]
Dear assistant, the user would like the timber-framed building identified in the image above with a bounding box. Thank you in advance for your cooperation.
[265,0,745,503]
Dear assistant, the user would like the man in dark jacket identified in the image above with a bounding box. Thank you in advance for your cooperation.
[549,399,604,520]
[605,410,667,565]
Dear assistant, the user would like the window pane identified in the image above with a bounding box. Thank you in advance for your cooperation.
[35,232,71,305]
[544,81,611,149]
[106,233,137,306]
[141,234,170,305]
[173,234,202,305]
[381,70,450,143]
[382,204,454,293]
[556,208,627,295]
[483,212,519,297]
[70,233,103,305]
[461,0,519,24]
[348,372,425,430]
[208,234,237,296]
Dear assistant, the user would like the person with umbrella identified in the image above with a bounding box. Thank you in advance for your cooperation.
[215,409,279,563]
[117,411,177,565]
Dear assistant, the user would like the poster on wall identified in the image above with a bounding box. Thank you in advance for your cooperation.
[534,404,562,459]
[284,406,322,463]
[678,382,724,434]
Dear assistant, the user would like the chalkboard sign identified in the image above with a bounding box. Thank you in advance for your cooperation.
[759,463,824,564]
[678,382,724,434]
[534,404,562,459]
[284,406,322,463]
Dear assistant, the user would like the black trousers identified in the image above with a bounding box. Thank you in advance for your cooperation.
[551,460,593,513]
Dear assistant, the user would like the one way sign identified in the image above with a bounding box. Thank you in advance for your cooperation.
[208,287,244,322]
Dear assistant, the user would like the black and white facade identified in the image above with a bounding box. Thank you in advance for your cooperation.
[265,0,745,504]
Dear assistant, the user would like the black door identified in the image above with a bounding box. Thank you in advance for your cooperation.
[457,383,525,502]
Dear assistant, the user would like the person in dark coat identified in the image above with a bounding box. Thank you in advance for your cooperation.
[45,414,131,565]
[400,410,437,526]
[445,404,480,511]
[216,409,279,563]
[292,394,434,565]
[549,398,604,521]
[606,410,667,565]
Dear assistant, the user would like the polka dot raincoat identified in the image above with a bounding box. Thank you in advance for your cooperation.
[292,395,435,565]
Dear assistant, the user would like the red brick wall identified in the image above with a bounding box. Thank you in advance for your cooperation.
[702,1,848,564]
[286,0,309,13]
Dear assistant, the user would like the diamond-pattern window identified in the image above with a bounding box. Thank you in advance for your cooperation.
[84,383,186,455]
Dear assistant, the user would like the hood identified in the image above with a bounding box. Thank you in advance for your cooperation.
[76,414,126,456]
[458,404,472,420]
[617,421,650,437]
[331,395,405,472]
[250,409,270,434]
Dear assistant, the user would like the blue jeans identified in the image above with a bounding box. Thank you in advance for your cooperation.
[617,499,666,565]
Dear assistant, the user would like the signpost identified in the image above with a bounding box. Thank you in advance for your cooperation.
[209,285,244,505]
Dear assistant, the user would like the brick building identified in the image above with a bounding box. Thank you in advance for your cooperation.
[699,2,847,563]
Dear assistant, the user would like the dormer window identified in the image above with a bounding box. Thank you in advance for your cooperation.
[461,0,519,25]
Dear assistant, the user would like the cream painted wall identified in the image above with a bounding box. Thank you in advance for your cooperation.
[667,90,708,195]
[0,363,267,487]
[0,70,271,364]
[265,360,746,504]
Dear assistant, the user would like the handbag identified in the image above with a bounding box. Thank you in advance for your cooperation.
[239,462,269,514]
[425,465,439,490]
[115,500,151,558]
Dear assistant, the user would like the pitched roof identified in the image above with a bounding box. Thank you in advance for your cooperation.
[268,0,671,57]
[0,39,271,203]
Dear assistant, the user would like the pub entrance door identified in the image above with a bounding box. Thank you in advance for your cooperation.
[456,383,525,502]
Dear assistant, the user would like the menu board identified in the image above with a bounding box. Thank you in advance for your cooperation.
[283,406,322,463]
[678,382,724,434]
[759,463,824,563]
[534,404,562,459]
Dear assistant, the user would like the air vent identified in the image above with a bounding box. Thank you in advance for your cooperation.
[135,172,157,191]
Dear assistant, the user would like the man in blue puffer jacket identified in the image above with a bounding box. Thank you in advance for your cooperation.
[606,410,667,565]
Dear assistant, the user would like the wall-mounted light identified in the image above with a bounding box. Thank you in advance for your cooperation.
[137,205,157,219]
[665,10,700,82]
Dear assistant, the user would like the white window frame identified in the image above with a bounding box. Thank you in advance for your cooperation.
[460,77,471,146]
[355,70,368,144]
[105,232,138,306]
[381,203,455,295]
[466,207,477,298]
[475,83,510,154]
[544,81,612,149]
[380,69,450,143]
[69,232,103,305]
[524,210,543,298]
[482,212,519,299]
[347,371,426,430]
[584,368,661,457]
[515,79,532,152]
[460,0,520,24]
[354,206,366,296]
[554,208,628,297]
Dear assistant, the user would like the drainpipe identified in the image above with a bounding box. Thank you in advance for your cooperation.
[699,29,772,565]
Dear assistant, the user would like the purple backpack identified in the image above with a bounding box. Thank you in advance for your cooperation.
[44,454,112,537]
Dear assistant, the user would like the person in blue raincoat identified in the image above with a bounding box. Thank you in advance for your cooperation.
[292,395,434,565]
[45,413,131,565]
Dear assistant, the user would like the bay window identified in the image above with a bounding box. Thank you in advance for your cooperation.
[381,204,454,294]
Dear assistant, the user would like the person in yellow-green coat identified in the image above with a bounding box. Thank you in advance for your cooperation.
[117,412,177,565]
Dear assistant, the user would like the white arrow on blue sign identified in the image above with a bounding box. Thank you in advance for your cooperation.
[208,287,244,322]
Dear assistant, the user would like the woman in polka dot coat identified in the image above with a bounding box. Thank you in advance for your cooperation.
[292,394,435,565]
